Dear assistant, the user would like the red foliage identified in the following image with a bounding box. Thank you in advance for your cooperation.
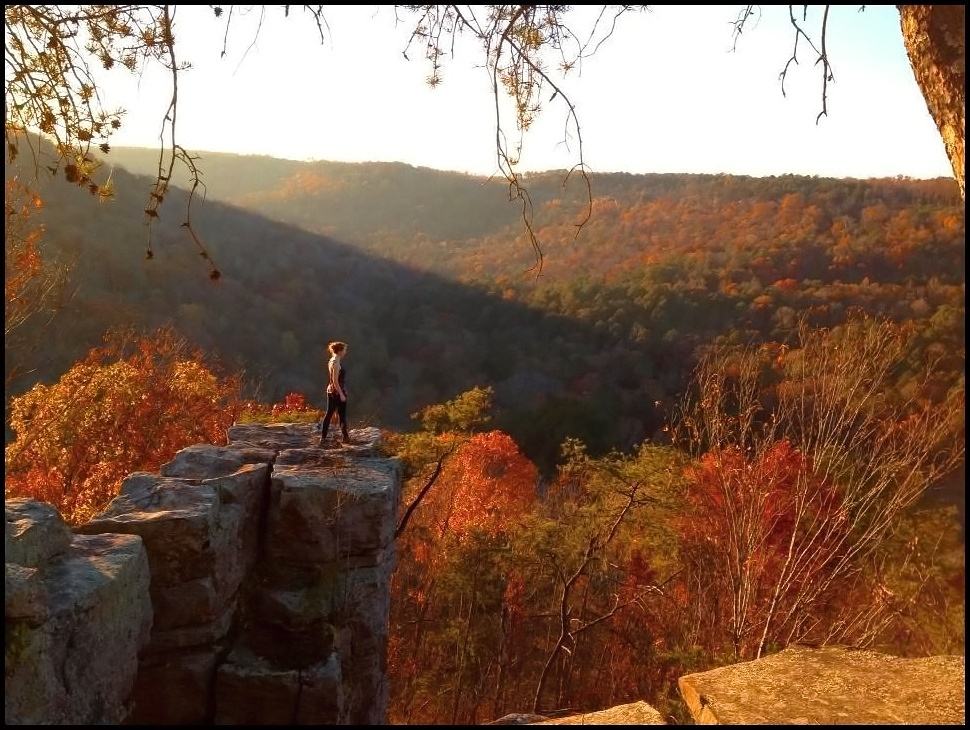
[681,440,809,552]
[432,431,539,540]
[677,439,847,654]
[271,391,312,416]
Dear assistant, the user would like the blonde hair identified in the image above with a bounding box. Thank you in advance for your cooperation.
[328,341,347,356]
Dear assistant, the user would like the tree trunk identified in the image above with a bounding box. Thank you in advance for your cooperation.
[898,5,966,199]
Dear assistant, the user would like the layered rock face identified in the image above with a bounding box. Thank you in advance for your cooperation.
[212,423,399,725]
[5,499,152,725]
[5,423,400,726]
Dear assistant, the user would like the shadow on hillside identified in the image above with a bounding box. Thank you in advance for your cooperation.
[6,162,672,471]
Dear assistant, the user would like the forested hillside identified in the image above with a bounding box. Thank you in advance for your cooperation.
[8,149,963,474]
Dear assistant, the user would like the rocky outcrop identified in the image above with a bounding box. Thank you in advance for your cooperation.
[12,425,964,727]
[75,460,270,724]
[6,422,398,726]
[215,423,399,725]
[678,645,966,725]
[5,499,152,725]
[62,422,398,726]
[486,702,665,725]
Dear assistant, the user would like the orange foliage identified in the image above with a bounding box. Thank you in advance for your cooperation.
[430,431,538,540]
[5,328,240,524]
[772,278,799,291]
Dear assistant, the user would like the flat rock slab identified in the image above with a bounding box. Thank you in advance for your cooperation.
[276,448,349,469]
[534,701,666,724]
[228,423,384,455]
[487,713,549,725]
[228,422,322,451]
[678,645,966,725]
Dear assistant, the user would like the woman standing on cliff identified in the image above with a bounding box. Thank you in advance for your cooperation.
[319,341,352,446]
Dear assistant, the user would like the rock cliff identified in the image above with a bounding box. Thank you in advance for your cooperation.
[5,423,400,726]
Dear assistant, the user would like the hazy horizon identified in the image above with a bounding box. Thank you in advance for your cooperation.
[106,144,957,184]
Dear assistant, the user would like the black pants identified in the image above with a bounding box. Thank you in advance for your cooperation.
[320,392,349,440]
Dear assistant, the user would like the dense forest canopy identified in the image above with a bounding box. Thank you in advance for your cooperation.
[5,148,964,479]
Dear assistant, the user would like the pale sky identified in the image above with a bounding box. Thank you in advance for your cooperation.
[99,4,952,179]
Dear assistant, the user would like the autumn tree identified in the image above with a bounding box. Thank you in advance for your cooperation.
[674,317,964,659]
[390,385,495,538]
[4,178,71,384]
[525,438,686,713]
[387,386,543,723]
[4,327,241,523]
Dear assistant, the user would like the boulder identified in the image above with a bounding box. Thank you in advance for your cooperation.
[533,701,665,724]
[161,443,275,480]
[5,498,73,568]
[77,473,222,585]
[5,532,152,725]
[78,464,268,630]
[677,645,966,725]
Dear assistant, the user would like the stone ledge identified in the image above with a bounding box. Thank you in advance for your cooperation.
[677,645,966,725]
